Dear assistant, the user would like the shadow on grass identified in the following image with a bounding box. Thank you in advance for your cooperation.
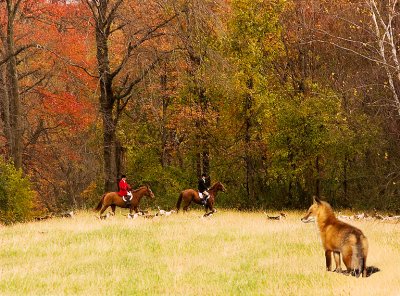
[337,266,380,278]
[365,266,380,277]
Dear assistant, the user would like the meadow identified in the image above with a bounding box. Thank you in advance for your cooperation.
[0,209,399,296]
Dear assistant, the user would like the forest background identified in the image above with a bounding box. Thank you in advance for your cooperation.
[1,0,400,223]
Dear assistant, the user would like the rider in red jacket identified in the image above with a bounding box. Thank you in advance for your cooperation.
[118,175,132,203]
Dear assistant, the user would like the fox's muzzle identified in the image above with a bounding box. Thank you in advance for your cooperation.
[301,216,315,223]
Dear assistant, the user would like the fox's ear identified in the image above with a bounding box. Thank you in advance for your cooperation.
[313,196,322,205]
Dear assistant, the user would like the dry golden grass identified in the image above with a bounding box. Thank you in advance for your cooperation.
[0,209,399,295]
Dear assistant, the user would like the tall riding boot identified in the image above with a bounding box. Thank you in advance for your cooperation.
[124,195,130,206]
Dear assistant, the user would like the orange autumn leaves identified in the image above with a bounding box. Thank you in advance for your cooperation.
[37,88,95,132]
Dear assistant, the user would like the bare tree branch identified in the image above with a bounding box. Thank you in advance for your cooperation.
[110,12,178,79]
[0,43,36,66]
[38,44,98,78]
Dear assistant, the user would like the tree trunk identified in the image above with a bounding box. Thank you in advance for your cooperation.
[116,139,126,180]
[94,1,118,192]
[202,150,209,176]
[0,67,12,154]
[3,0,23,168]
[244,78,254,202]
[244,115,251,201]
[343,154,348,201]
[100,102,117,192]
[160,73,170,167]
[196,152,202,178]
[315,155,320,197]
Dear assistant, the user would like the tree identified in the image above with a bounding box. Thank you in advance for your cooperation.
[0,157,35,224]
[1,0,101,211]
[0,0,26,169]
[223,0,283,205]
[270,0,388,207]
[83,0,177,191]
[171,0,227,178]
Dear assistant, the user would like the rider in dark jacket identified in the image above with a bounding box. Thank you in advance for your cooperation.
[198,173,210,205]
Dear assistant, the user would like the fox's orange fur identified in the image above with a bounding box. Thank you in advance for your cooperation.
[302,197,368,277]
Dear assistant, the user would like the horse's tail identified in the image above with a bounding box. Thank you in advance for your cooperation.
[176,192,183,212]
[94,193,106,212]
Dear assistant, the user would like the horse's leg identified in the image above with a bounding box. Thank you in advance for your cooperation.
[208,201,216,214]
[99,204,109,216]
[111,205,116,216]
[183,199,191,212]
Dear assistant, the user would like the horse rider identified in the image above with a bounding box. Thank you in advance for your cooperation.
[118,175,132,205]
[198,173,210,206]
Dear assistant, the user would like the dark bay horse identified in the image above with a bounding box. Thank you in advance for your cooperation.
[176,181,226,215]
[95,185,155,218]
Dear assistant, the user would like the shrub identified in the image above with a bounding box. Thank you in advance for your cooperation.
[0,159,36,225]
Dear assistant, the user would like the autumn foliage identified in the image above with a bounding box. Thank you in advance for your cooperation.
[1,0,400,220]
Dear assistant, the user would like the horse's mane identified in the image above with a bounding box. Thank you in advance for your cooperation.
[132,185,148,193]
[209,181,221,190]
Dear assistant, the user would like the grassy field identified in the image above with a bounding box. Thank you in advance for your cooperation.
[0,209,399,296]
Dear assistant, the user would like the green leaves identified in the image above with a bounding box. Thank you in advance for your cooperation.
[0,159,36,225]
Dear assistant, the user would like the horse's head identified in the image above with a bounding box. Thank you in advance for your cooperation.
[212,181,226,193]
[145,185,155,199]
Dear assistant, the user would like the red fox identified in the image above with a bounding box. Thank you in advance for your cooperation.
[301,197,368,277]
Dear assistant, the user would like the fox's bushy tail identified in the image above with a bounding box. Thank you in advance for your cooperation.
[353,235,368,277]
[360,235,368,277]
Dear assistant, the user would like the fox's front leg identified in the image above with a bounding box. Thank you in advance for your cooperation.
[325,250,332,271]
[333,251,342,273]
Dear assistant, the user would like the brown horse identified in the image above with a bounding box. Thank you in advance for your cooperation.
[176,181,226,215]
[95,185,155,217]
